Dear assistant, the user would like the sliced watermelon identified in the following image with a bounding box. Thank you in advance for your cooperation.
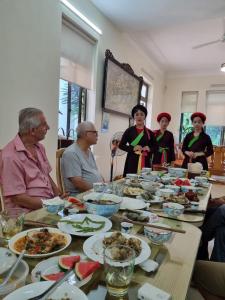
[41,271,65,281]
[58,255,80,270]
[75,261,101,280]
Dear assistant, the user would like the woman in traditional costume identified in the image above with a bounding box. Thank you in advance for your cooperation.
[153,112,175,166]
[119,104,157,176]
[181,112,213,170]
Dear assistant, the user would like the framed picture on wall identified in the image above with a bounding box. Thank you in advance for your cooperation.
[102,49,143,117]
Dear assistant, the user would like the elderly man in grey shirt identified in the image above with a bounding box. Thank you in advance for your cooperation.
[61,121,103,194]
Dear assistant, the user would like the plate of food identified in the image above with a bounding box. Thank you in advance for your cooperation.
[8,227,71,258]
[58,214,112,236]
[83,231,151,265]
[123,186,143,196]
[31,254,100,287]
[3,281,88,300]
[123,210,159,224]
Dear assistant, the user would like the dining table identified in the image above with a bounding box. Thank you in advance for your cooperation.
[23,201,203,300]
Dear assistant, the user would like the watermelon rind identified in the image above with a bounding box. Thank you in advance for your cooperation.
[75,261,100,280]
[58,255,80,270]
[41,271,65,281]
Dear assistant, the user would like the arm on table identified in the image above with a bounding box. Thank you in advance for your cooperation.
[10,194,42,209]
[69,176,92,192]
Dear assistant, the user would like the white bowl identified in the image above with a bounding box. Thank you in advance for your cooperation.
[126,173,139,179]
[162,202,184,217]
[0,260,29,297]
[165,185,180,194]
[158,188,176,197]
[0,248,17,275]
[140,181,163,192]
[168,167,187,178]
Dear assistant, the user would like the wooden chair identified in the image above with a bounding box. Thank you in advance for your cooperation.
[56,148,66,194]
[208,146,225,176]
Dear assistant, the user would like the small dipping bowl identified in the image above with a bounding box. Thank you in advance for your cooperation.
[121,222,133,234]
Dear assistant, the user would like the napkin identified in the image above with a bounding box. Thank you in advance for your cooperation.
[139,259,159,273]
[138,283,172,300]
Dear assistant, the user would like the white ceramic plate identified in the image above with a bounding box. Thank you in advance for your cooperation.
[83,232,151,265]
[8,227,71,258]
[3,281,88,300]
[31,255,92,287]
[58,214,112,236]
[0,247,17,275]
[120,197,147,210]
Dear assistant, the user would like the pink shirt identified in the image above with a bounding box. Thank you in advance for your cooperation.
[0,134,54,216]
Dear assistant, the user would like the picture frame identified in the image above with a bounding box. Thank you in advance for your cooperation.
[102,49,143,117]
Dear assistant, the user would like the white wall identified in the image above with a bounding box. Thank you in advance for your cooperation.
[164,74,225,142]
[66,0,165,180]
[0,0,61,176]
[0,0,165,181]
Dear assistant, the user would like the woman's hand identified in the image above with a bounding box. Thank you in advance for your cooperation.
[142,146,150,152]
[133,145,142,152]
[185,151,194,158]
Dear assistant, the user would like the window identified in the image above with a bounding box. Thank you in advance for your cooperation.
[140,82,149,107]
[58,79,87,140]
[205,125,224,146]
[179,91,198,142]
[205,91,225,145]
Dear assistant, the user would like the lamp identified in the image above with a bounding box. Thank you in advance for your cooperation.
[60,0,102,35]
[221,63,225,72]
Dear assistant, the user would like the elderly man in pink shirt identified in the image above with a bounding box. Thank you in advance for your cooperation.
[1,107,60,216]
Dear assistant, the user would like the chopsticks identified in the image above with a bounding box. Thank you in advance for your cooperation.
[114,214,186,234]
[24,220,57,228]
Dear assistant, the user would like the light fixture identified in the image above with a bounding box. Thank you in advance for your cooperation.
[60,0,102,35]
[221,63,225,72]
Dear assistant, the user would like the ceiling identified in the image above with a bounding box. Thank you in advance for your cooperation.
[91,0,225,76]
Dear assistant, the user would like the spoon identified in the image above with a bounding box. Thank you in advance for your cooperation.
[0,249,25,288]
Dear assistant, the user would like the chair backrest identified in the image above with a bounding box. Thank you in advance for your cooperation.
[56,148,66,194]
[211,146,225,171]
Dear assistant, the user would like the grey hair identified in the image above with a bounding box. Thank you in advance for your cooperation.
[76,121,95,138]
[19,107,43,134]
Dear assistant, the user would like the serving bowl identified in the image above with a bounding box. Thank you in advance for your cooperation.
[144,223,172,245]
[157,188,176,197]
[180,186,200,193]
[140,181,163,192]
[141,173,158,182]
[165,185,180,194]
[93,182,109,192]
[162,202,184,217]
[168,167,187,178]
[83,192,122,217]
[0,260,29,298]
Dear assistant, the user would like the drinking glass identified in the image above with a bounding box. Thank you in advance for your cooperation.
[0,212,24,242]
[104,244,135,297]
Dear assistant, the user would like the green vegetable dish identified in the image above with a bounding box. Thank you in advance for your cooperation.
[60,216,105,233]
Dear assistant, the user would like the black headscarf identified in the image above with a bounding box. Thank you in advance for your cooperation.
[131,104,148,118]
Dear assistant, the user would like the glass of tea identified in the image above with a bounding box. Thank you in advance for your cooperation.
[0,212,24,242]
[104,244,135,297]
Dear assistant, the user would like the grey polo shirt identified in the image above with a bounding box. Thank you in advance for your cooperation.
[61,142,102,194]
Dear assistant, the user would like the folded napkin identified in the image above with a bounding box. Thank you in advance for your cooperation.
[139,259,159,273]
[138,283,172,300]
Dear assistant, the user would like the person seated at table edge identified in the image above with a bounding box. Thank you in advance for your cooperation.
[61,121,103,194]
[0,107,62,216]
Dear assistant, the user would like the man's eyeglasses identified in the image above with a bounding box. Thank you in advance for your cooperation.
[86,130,98,135]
